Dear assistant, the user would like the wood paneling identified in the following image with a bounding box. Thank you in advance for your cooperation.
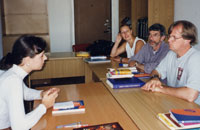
[3,35,50,56]
[4,15,48,35]
[131,0,174,36]
[29,53,84,80]
[119,0,131,26]
[148,0,174,31]
[3,0,47,14]
[131,0,148,35]
[2,0,49,55]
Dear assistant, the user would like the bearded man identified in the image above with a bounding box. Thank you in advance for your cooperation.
[129,23,169,73]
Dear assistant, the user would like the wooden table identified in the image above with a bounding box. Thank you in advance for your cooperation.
[84,60,119,83]
[30,57,200,130]
[102,79,200,130]
[31,83,138,130]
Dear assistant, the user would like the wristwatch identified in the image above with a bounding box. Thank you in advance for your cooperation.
[120,57,123,63]
[150,75,160,80]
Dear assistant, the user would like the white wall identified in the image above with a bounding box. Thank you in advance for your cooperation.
[111,0,119,42]
[48,0,75,52]
[174,0,200,50]
[48,0,118,52]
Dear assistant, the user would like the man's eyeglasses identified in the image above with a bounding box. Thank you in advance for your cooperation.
[167,35,182,41]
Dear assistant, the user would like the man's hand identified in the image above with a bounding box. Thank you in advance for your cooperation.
[128,61,137,67]
[141,78,163,92]
[136,63,145,73]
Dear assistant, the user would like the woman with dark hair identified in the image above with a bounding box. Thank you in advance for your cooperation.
[110,24,146,63]
[0,35,59,130]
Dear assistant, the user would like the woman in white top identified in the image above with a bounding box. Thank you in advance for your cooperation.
[110,24,146,63]
[0,35,59,130]
[0,70,4,75]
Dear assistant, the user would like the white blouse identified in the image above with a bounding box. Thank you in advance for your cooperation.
[0,69,4,75]
[0,65,46,130]
[126,37,146,58]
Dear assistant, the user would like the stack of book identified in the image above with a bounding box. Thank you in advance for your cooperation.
[106,68,135,79]
[106,67,145,89]
[157,108,200,130]
[106,67,138,79]
[84,56,110,64]
[76,51,90,57]
[52,100,85,115]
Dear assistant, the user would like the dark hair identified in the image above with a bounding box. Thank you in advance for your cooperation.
[149,23,166,36]
[119,24,132,32]
[0,35,47,70]
[168,20,198,45]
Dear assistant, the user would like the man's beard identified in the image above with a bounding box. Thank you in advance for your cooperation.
[149,40,160,48]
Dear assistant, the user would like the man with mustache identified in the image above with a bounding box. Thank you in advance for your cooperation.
[142,20,200,104]
[129,23,169,73]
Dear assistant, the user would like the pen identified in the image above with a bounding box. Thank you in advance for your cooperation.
[56,122,88,129]
[56,122,81,129]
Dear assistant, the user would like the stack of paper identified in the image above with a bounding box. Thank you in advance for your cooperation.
[84,56,110,64]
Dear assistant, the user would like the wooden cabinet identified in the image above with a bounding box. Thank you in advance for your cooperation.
[2,0,50,56]
[131,0,174,35]
[29,52,85,80]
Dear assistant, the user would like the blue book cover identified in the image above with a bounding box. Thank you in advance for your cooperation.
[106,77,145,89]
[170,109,200,123]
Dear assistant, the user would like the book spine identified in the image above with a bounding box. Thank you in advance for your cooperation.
[157,113,176,129]
[114,84,141,89]
[180,120,200,124]
[111,70,132,75]
[52,108,85,114]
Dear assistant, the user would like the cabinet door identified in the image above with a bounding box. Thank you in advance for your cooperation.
[148,0,174,31]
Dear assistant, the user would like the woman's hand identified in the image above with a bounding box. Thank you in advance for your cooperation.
[41,88,60,98]
[41,88,60,109]
[112,56,121,62]
[115,33,122,44]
